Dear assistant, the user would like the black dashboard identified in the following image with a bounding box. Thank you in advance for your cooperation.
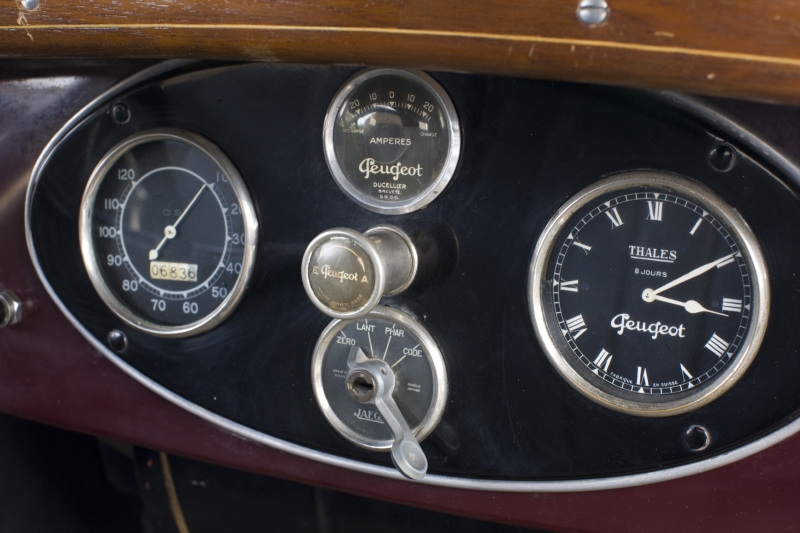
[25,61,800,488]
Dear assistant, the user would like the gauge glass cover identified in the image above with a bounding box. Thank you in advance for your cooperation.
[312,306,448,450]
[529,172,769,416]
[79,130,258,338]
[323,69,461,214]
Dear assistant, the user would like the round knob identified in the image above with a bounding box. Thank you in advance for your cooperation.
[302,225,418,319]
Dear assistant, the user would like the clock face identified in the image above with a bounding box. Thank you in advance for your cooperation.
[529,172,769,416]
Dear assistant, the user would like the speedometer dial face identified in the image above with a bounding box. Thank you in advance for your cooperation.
[323,68,461,214]
[529,172,769,416]
[79,130,258,338]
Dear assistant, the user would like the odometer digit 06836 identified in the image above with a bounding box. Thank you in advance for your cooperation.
[79,129,258,338]
[529,172,769,416]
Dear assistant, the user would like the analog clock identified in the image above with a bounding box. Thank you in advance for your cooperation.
[529,171,770,416]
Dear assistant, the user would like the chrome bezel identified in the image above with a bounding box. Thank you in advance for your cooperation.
[78,128,259,338]
[323,68,461,215]
[311,305,449,451]
[528,171,770,416]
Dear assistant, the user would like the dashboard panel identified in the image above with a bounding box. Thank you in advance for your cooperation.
[20,61,800,492]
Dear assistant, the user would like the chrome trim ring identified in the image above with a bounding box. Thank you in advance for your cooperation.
[323,68,462,215]
[78,128,259,338]
[528,171,770,416]
[311,305,449,451]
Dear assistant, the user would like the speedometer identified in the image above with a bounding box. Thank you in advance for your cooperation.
[323,68,461,214]
[79,129,258,338]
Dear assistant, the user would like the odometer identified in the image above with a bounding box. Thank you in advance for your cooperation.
[79,129,258,338]
[529,172,769,416]
[323,68,461,214]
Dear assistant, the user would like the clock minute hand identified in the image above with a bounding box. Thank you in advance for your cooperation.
[650,252,736,297]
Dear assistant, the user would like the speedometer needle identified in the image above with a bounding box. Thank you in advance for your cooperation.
[148,183,207,261]
[645,293,728,317]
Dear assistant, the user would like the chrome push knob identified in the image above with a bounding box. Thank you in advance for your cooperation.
[301,225,418,319]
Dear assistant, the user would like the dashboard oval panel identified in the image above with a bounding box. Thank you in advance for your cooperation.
[25,62,800,488]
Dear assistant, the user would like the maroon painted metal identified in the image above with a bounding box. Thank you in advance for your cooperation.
[1,63,799,532]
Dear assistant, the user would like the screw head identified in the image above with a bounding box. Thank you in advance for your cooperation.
[684,425,711,452]
[111,103,131,124]
[709,144,736,172]
[577,0,609,25]
[108,330,128,353]
[21,0,39,10]
[0,291,23,328]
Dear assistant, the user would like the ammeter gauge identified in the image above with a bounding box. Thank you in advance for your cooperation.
[323,68,461,214]
[529,171,769,416]
[79,129,258,338]
[312,306,448,479]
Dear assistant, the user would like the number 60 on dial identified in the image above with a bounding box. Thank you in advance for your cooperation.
[79,129,258,338]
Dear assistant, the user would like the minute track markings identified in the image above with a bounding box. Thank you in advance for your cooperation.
[544,179,757,407]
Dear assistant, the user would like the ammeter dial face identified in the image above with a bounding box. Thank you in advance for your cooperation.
[79,130,258,338]
[323,69,461,214]
[529,172,769,416]
[312,306,448,450]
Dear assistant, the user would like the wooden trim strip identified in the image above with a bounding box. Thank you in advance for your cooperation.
[2,23,800,68]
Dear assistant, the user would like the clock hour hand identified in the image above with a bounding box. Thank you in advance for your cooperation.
[647,252,737,297]
[643,291,728,317]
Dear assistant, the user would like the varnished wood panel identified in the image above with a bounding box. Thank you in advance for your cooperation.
[2,1,800,104]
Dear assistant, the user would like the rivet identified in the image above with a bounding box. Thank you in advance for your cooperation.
[20,0,39,11]
[577,0,609,25]
[108,330,128,353]
[709,143,736,172]
[684,425,711,452]
[0,291,23,328]
[111,103,131,124]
